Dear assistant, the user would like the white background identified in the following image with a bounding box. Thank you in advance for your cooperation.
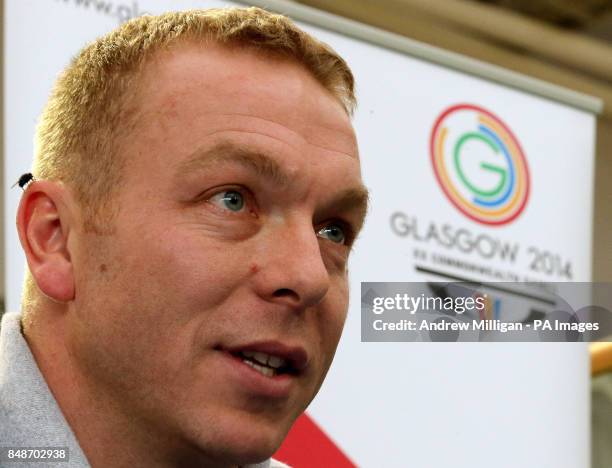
[4,1,594,466]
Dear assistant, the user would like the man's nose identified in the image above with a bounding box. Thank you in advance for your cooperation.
[252,221,330,310]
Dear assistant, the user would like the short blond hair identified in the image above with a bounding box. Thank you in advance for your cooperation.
[23,7,356,314]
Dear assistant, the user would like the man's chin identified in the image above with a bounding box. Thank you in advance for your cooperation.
[184,411,295,466]
[222,432,284,465]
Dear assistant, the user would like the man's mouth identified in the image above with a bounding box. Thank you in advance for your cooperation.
[220,342,308,379]
[234,350,292,377]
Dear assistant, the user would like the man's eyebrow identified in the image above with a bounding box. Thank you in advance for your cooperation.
[176,141,290,186]
[328,186,370,232]
[177,140,369,227]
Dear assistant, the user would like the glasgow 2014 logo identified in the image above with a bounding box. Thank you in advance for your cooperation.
[430,104,530,226]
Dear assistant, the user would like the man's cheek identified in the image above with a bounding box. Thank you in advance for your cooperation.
[325,290,350,336]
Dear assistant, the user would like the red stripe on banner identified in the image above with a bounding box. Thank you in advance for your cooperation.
[273,413,356,468]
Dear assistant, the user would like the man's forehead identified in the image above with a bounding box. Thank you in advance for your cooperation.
[133,41,358,154]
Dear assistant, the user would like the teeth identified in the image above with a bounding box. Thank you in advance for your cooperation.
[242,359,276,377]
[267,356,285,369]
[253,352,269,366]
[239,351,288,369]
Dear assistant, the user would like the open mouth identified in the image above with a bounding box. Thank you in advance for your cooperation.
[230,350,298,377]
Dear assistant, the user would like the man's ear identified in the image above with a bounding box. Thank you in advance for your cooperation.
[16,180,76,302]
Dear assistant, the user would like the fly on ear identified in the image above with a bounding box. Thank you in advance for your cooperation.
[11,173,35,190]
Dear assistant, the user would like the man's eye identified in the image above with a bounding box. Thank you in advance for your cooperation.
[209,190,245,212]
[317,223,346,244]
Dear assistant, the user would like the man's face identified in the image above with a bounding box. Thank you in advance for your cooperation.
[69,43,366,463]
